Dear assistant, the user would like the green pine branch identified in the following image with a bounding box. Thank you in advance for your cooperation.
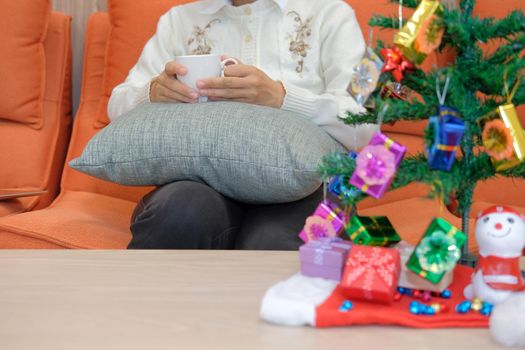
[460,0,475,17]
[319,153,463,207]
[388,0,421,9]
[341,97,435,125]
[486,10,525,40]
[488,35,525,65]
[369,15,405,30]
[501,162,525,179]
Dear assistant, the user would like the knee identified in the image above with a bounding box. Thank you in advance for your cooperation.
[129,181,240,249]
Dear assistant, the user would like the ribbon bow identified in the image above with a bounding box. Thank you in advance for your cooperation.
[380,46,415,82]
[415,230,460,274]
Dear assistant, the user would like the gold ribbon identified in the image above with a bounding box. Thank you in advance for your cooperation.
[439,109,461,118]
[350,226,367,240]
[418,270,428,279]
[384,138,395,150]
[436,144,459,152]
[504,69,522,104]
[361,184,370,192]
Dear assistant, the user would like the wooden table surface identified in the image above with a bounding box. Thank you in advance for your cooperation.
[0,251,508,350]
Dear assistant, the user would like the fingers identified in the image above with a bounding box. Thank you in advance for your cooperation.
[223,64,254,77]
[164,61,188,77]
[197,76,245,90]
[151,71,198,103]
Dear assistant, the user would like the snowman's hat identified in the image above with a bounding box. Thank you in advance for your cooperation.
[477,205,525,220]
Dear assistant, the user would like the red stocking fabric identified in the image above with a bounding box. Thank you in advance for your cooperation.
[316,265,489,328]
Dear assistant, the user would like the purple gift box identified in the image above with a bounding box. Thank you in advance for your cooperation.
[349,132,406,199]
[300,237,352,281]
[298,200,346,243]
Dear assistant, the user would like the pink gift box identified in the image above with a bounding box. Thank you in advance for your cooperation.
[349,132,406,199]
[298,200,347,243]
[300,237,352,281]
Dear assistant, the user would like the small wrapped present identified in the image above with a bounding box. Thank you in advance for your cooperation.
[407,218,466,284]
[345,215,400,247]
[480,103,525,171]
[348,47,384,106]
[394,0,444,65]
[395,241,453,292]
[299,237,352,281]
[380,81,416,102]
[341,245,401,304]
[426,106,466,171]
[349,132,407,199]
[299,200,346,242]
[327,175,360,202]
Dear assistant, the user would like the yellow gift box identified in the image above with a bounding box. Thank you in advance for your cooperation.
[481,103,525,171]
[394,0,443,65]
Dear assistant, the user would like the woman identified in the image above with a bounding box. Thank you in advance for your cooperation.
[108,0,376,249]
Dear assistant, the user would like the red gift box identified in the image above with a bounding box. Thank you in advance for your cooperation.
[340,245,401,304]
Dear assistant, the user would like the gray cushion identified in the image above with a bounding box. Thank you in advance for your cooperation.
[69,102,342,204]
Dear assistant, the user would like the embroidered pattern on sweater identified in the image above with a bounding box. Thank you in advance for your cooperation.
[187,19,221,55]
[286,11,313,74]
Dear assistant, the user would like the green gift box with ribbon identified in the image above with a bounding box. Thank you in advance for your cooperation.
[345,215,400,247]
[407,218,467,284]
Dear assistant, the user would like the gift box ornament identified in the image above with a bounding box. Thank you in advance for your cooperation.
[407,218,466,284]
[395,241,453,292]
[394,0,444,65]
[341,245,401,304]
[426,106,466,171]
[345,215,400,247]
[349,132,407,199]
[299,200,346,242]
[328,175,360,202]
[299,237,352,281]
[348,47,384,106]
[380,81,416,102]
[481,103,525,171]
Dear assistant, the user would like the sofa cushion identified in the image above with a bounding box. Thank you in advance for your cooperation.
[96,0,195,127]
[71,101,342,204]
[0,191,135,249]
[0,0,50,129]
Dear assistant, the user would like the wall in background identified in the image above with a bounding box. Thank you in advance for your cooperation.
[51,0,107,114]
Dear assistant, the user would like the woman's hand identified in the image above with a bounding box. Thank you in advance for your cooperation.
[196,64,286,108]
[149,62,199,103]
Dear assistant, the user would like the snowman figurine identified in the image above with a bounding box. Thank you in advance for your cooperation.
[464,205,525,305]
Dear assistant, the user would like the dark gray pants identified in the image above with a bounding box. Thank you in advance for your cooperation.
[128,181,323,250]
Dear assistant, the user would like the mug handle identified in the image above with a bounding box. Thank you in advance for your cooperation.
[220,58,240,77]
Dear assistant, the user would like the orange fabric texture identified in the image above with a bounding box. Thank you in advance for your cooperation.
[0,12,72,217]
[315,265,488,328]
[60,12,152,203]
[0,0,50,129]
[96,0,195,127]
[0,191,135,249]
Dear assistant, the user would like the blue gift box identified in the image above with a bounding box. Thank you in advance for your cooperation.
[426,106,466,171]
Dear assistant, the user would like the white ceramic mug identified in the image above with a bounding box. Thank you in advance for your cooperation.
[174,54,238,103]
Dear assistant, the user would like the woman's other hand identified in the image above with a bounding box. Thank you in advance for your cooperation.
[196,64,285,108]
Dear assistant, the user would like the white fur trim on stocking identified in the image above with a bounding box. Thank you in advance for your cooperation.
[260,273,338,327]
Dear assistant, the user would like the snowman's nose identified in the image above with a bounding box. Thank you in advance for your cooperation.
[495,223,503,230]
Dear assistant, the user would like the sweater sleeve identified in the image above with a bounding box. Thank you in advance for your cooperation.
[107,11,180,122]
[281,3,379,150]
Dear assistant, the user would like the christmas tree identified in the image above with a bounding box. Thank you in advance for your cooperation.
[320,0,525,265]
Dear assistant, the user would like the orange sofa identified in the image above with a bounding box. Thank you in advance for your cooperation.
[0,11,72,217]
[0,0,522,249]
